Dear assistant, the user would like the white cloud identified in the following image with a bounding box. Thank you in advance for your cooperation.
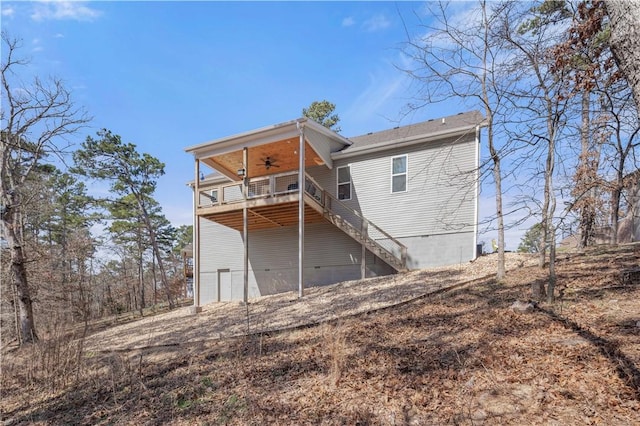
[11,87,29,97]
[31,1,102,22]
[343,56,411,130]
[362,13,391,32]
[342,17,355,27]
[31,38,43,53]
[1,6,15,17]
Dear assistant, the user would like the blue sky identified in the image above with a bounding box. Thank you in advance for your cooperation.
[2,1,521,249]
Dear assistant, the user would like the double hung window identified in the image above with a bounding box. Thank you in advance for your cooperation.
[337,165,351,200]
[391,155,408,193]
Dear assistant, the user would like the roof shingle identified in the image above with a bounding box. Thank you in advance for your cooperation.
[345,110,485,151]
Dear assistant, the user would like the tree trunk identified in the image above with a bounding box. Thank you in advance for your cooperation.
[605,0,640,112]
[137,235,145,315]
[488,122,506,281]
[579,89,595,248]
[3,212,38,344]
[611,188,620,245]
[152,256,158,306]
[539,207,549,269]
[611,167,623,245]
[544,106,558,302]
[547,231,557,303]
[136,200,174,309]
[547,183,557,303]
[480,2,506,281]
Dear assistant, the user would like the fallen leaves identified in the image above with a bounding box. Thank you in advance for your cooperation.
[2,246,640,424]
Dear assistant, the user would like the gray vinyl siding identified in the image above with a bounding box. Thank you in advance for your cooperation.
[400,232,476,269]
[331,134,477,238]
[199,219,261,302]
[197,219,395,304]
[195,132,477,304]
[200,271,218,303]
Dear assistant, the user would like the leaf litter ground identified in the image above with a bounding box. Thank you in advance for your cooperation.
[2,244,640,425]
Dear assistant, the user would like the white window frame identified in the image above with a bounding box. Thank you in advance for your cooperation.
[391,154,408,194]
[337,165,352,201]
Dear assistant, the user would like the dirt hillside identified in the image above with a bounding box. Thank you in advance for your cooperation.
[2,245,639,425]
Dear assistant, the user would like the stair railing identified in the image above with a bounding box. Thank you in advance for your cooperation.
[305,173,407,269]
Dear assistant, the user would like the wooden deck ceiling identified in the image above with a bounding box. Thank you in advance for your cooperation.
[200,200,325,231]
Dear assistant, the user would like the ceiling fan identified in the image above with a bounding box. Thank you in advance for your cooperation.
[258,156,280,170]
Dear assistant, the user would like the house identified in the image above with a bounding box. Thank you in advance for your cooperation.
[185,111,485,308]
[617,170,640,243]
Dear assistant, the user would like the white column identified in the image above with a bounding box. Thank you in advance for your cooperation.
[243,147,249,304]
[361,221,367,279]
[473,125,480,259]
[193,159,202,313]
[298,122,305,298]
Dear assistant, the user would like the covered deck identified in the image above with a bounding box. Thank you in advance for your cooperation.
[196,170,327,231]
[185,119,352,309]
[185,118,407,310]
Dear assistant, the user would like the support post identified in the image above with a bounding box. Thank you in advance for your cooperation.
[473,125,480,260]
[192,159,202,313]
[361,221,367,279]
[243,147,249,304]
[297,122,305,298]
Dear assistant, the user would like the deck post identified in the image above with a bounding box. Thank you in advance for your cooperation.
[192,159,202,314]
[472,125,480,260]
[243,147,249,304]
[298,121,305,298]
[360,220,367,279]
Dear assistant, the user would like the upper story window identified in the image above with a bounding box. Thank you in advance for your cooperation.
[337,165,351,200]
[391,155,408,193]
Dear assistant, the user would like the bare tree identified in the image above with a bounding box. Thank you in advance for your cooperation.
[497,2,570,302]
[1,32,89,344]
[551,1,602,248]
[549,1,640,246]
[599,84,640,243]
[401,1,512,280]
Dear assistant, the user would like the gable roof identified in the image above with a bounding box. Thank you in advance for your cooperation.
[333,110,485,159]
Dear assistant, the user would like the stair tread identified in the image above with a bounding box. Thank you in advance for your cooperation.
[321,201,405,271]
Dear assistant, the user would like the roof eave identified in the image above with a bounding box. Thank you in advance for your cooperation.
[184,118,352,159]
[332,124,481,160]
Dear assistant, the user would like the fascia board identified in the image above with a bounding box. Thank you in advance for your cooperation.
[300,120,352,169]
[303,119,353,147]
[185,118,352,160]
[187,127,301,159]
[304,127,335,169]
[184,118,350,158]
[332,125,479,160]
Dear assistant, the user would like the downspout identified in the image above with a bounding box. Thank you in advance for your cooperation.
[297,121,305,298]
[473,125,480,259]
[192,159,202,313]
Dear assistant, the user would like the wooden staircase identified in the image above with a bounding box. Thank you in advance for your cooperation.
[303,174,407,272]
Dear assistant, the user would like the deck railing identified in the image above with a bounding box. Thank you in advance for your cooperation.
[306,175,407,268]
[198,171,300,207]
